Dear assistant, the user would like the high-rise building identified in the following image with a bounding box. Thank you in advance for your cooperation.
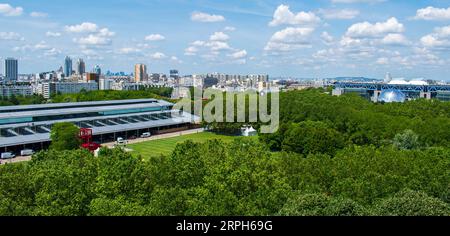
[64,56,72,77]
[134,64,147,83]
[76,58,86,75]
[5,58,18,82]
[170,70,179,79]
[93,65,101,75]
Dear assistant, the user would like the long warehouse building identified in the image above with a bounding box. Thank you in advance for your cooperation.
[0,99,199,153]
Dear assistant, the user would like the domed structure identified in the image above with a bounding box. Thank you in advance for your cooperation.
[378,89,406,103]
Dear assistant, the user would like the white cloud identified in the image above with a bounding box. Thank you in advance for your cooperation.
[30,11,48,18]
[98,28,115,37]
[171,56,182,63]
[0,32,24,41]
[224,26,236,31]
[151,52,166,59]
[46,31,61,37]
[191,12,225,22]
[34,41,51,50]
[145,34,165,41]
[318,8,359,19]
[43,48,61,57]
[229,50,247,59]
[185,46,198,55]
[321,31,334,44]
[269,4,320,27]
[420,26,450,49]
[415,6,450,21]
[331,0,386,3]
[205,41,232,51]
[118,47,141,54]
[265,27,314,51]
[65,22,99,33]
[380,33,410,46]
[210,32,229,41]
[376,57,389,65]
[0,3,23,16]
[74,34,112,46]
[346,17,404,38]
[67,23,115,46]
[191,40,205,46]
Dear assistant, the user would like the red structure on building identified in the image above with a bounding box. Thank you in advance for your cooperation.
[79,128,101,152]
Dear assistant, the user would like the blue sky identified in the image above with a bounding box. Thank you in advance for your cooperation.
[0,0,450,80]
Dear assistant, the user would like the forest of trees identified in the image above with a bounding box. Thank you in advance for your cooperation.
[51,87,174,103]
[0,89,449,216]
[0,87,173,106]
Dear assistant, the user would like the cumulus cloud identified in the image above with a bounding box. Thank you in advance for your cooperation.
[269,5,320,27]
[210,32,229,41]
[184,46,198,56]
[66,22,115,46]
[265,27,314,51]
[229,50,247,59]
[415,6,450,20]
[380,33,410,46]
[191,12,225,22]
[205,41,232,51]
[118,47,141,54]
[65,22,99,33]
[224,26,236,31]
[346,17,404,38]
[145,34,165,41]
[421,25,450,49]
[321,32,334,44]
[317,8,359,19]
[46,31,61,37]
[0,3,23,16]
[74,34,112,46]
[331,0,386,3]
[0,32,24,41]
[151,52,166,59]
[30,11,48,18]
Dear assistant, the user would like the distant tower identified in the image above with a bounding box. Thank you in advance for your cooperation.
[134,64,148,83]
[64,56,72,77]
[384,72,392,83]
[76,58,86,75]
[5,57,18,82]
[93,65,101,75]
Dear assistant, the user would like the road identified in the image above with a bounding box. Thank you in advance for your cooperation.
[0,156,32,165]
[102,128,205,148]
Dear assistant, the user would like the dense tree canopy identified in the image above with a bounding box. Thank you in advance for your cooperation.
[49,123,82,151]
[0,89,449,216]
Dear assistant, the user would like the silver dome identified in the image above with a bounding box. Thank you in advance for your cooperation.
[378,89,406,103]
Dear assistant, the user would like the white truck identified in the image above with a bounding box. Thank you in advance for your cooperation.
[20,149,34,156]
[1,152,16,159]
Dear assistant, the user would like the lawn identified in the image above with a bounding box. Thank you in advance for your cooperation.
[128,132,257,159]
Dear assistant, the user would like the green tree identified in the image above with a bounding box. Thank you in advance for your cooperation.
[50,123,82,151]
[393,129,421,150]
[373,189,450,216]
[282,121,345,155]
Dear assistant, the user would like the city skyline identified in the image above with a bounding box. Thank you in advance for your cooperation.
[0,0,450,80]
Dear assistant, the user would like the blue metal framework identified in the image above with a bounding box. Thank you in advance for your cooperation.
[334,82,450,93]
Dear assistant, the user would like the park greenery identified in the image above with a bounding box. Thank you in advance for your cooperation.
[49,123,81,151]
[0,87,174,106]
[0,94,46,106]
[0,88,449,216]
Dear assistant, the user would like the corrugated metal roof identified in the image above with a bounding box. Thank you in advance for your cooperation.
[0,99,173,119]
[0,113,200,147]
